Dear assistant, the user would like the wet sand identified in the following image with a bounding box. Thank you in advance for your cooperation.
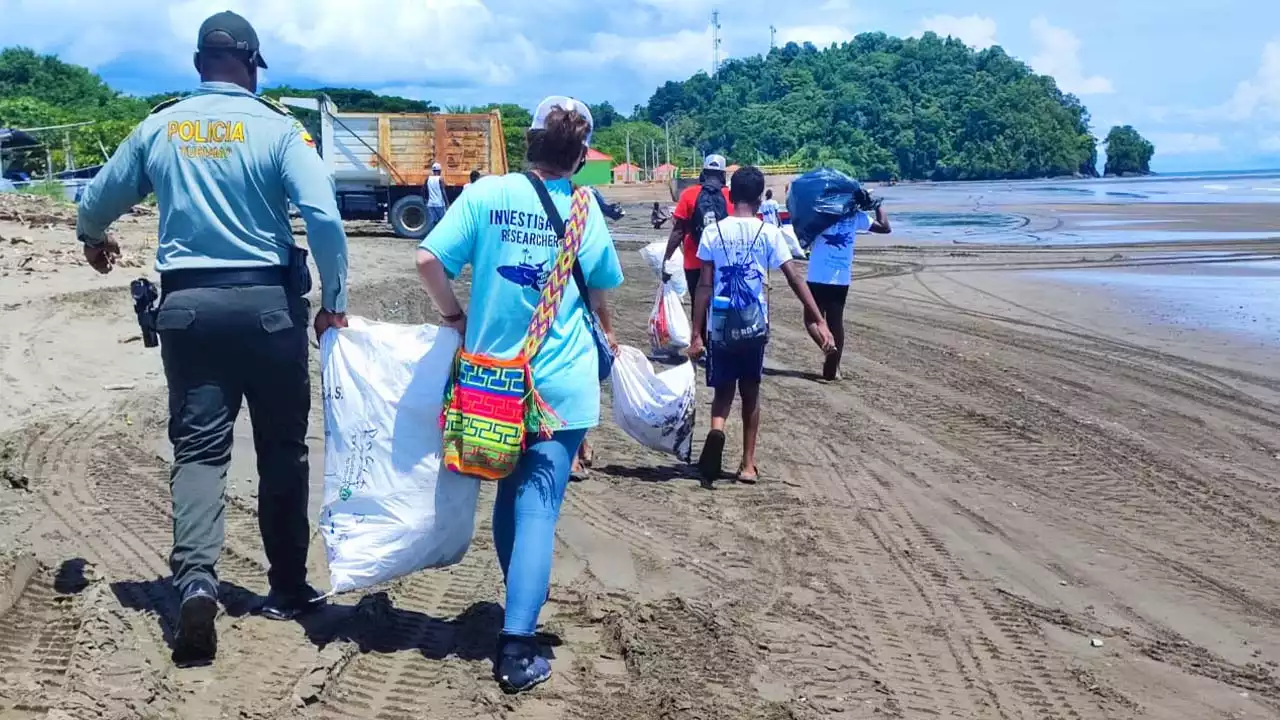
[2,191,1279,719]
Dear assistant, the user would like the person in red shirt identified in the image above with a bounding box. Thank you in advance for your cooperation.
[662,155,732,295]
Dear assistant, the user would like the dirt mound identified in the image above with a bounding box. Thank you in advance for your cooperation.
[0,192,78,229]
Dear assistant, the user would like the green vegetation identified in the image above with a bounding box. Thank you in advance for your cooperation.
[3,34,1158,182]
[1103,125,1156,176]
[16,177,70,201]
[0,48,147,174]
[638,34,1105,181]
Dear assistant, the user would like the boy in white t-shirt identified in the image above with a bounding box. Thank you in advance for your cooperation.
[806,189,891,381]
[688,166,835,487]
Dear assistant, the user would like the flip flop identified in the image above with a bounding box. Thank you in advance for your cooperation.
[735,467,760,485]
[697,430,726,488]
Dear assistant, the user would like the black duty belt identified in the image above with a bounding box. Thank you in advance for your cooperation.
[161,266,290,294]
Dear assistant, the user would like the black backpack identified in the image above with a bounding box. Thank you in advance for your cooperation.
[689,180,729,245]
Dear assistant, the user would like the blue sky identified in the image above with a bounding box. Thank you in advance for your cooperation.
[3,0,1278,172]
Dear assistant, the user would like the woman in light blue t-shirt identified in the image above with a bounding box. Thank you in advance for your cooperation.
[415,97,623,694]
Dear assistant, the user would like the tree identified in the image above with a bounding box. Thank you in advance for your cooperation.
[638,32,1103,181]
[588,101,621,129]
[1103,125,1155,176]
[1,47,149,174]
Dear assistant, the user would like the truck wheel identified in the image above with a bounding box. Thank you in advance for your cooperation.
[389,195,429,239]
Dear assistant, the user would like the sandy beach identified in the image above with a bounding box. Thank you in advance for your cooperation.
[1,187,1279,719]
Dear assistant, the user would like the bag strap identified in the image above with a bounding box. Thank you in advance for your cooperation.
[523,172,592,358]
[524,171,593,311]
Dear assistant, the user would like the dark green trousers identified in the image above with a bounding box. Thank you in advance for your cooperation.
[157,284,312,596]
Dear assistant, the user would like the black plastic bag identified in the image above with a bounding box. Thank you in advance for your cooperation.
[786,168,862,249]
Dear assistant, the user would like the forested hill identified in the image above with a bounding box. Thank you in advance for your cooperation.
[2,40,1154,182]
[640,33,1104,181]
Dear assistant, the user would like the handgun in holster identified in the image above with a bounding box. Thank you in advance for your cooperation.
[288,245,313,297]
[130,278,160,348]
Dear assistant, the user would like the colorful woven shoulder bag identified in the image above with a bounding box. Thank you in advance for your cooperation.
[440,182,594,481]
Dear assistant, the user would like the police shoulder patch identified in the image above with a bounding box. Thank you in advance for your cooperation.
[253,94,294,116]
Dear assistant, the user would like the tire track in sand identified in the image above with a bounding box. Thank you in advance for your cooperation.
[0,560,83,713]
[316,487,505,720]
[765,364,1119,719]
[20,403,327,719]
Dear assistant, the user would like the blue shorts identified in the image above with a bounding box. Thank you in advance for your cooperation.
[706,343,766,388]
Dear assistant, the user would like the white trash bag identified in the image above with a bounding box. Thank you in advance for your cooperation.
[648,282,692,354]
[610,346,697,463]
[639,241,688,297]
[781,225,805,258]
[320,317,481,595]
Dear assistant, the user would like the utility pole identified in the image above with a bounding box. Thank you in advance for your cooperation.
[711,10,722,77]
[625,131,632,183]
[770,25,777,49]
[664,116,674,167]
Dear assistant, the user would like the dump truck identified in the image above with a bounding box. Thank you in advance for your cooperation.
[281,95,508,239]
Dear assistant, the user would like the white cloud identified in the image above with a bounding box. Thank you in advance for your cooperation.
[0,0,542,87]
[916,15,998,50]
[1222,40,1280,121]
[774,0,856,49]
[564,28,716,79]
[1261,135,1280,152]
[1146,132,1224,155]
[1029,17,1113,96]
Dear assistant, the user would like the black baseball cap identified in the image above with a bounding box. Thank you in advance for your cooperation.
[196,11,268,68]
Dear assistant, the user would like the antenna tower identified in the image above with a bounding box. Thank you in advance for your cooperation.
[712,10,722,76]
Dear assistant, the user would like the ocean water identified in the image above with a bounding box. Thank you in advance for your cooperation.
[870,170,1280,345]
[1040,260,1280,344]
[877,170,1280,207]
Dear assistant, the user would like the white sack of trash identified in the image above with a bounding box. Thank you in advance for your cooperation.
[319,317,480,595]
[648,281,692,354]
[610,345,697,463]
[639,240,689,298]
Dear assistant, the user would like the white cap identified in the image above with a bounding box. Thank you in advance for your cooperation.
[703,154,727,171]
[432,162,442,171]
[530,95,595,147]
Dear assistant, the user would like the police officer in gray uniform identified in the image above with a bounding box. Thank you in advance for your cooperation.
[76,11,348,666]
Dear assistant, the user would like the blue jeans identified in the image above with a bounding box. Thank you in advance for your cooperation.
[492,428,587,636]
[427,204,446,232]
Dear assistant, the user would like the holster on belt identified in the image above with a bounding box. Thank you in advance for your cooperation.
[288,245,313,297]
[130,278,160,348]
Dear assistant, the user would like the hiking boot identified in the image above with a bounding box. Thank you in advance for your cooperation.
[259,583,324,622]
[494,634,552,694]
[172,580,218,667]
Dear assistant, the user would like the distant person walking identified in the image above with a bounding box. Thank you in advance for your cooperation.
[663,155,731,302]
[760,188,781,226]
[75,10,348,667]
[415,96,621,693]
[806,187,891,381]
[424,162,449,232]
[687,166,833,487]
